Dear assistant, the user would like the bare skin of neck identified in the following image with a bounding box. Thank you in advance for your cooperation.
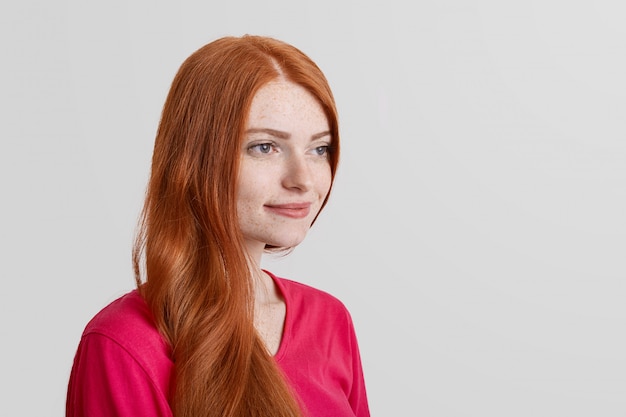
[251,267,287,356]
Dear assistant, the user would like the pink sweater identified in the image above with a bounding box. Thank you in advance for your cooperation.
[66,272,370,417]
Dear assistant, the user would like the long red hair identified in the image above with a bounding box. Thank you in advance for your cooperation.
[132,35,340,417]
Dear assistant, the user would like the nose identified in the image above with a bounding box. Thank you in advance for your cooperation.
[282,154,312,191]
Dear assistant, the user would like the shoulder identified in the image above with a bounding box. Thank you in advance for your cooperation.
[68,290,174,415]
[66,290,174,416]
[277,274,345,303]
[270,272,353,323]
[81,289,171,362]
[84,290,155,336]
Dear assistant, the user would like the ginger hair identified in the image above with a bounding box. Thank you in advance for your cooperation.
[132,35,339,417]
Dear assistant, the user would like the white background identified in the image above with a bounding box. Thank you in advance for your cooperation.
[1,1,625,416]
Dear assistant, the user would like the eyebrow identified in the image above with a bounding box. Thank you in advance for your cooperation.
[245,128,331,140]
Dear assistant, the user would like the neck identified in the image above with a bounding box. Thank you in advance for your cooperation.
[245,253,279,307]
[243,239,278,305]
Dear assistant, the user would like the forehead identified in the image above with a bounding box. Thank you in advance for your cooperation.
[247,80,329,130]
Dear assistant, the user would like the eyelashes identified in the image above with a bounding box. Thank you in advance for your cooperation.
[313,145,330,156]
[246,142,332,158]
[248,142,276,154]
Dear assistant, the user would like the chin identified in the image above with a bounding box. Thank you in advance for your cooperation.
[266,232,308,249]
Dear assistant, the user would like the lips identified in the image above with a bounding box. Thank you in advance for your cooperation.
[265,203,311,219]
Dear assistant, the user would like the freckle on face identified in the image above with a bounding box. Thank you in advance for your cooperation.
[236,80,332,256]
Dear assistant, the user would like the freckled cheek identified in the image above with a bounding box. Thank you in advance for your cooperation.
[235,178,264,218]
[316,166,333,201]
[236,189,265,217]
[236,167,272,205]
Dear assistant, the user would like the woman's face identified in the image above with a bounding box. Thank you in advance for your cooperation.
[237,79,332,256]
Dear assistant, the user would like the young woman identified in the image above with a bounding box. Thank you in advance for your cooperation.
[66,35,370,417]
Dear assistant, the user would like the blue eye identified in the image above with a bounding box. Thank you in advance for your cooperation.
[314,146,329,156]
[250,143,274,154]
